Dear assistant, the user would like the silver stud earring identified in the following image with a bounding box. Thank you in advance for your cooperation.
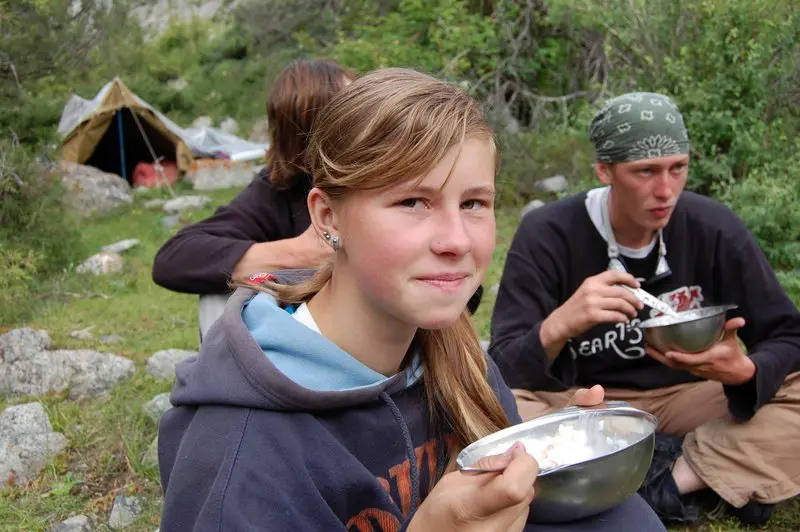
[322,231,340,251]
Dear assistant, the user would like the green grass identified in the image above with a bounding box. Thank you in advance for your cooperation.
[0,185,798,531]
[0,184,240,532]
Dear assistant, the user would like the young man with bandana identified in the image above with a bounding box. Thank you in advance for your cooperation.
[489,92,800,526]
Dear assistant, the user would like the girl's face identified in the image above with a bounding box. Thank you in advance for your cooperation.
[335,137,497,330]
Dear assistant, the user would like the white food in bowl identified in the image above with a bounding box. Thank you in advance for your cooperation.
[488,423,629,470]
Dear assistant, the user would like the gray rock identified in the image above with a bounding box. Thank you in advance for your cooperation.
[142,435,158,467]
[60,162,133,218]
[190,163,259,191]
[51,515,94,532]
[489,283,500,296]
[0,329,135,399]
[220,117,239,135]
[132,0,226,37]
[0,328,51,363]
[535,175,568,194]
[147,349,197,380]
[163,195,211,214]
[0,403,67,486]
[1,402,53,440]
[76,252,124,276]
[108,495,143,529]
[69,327,95,341]
[161,215,181,229]
[143,393,172,422]
[248,119,269,143]
[520,199,546,219]
[101,239,140,254]
[143,199,166,210]
[99,335,124,344]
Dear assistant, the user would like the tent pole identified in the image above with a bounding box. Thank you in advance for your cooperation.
[117,110,127,180]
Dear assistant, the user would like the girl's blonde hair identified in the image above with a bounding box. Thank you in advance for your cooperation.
[250,67,509,452]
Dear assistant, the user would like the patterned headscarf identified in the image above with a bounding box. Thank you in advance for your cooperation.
[588,92,690,163]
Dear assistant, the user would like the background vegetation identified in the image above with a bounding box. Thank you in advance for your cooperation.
[2,0,798,316]
[1,0,799,529]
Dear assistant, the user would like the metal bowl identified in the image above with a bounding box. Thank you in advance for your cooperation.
[457,402,657,523]
[638,304,738,354]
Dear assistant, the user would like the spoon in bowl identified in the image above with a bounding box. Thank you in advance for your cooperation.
[619,285,679,318]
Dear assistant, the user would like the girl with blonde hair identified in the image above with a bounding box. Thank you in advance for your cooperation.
[158,68,664,531]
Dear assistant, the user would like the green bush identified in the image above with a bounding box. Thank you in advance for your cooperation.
[547,0,800,195]
[306,0,499,79]
[495,127,596,206]
[717,151,800,271]
[0,245,43,324]
[0,142,85,322]
[776,271,800,307]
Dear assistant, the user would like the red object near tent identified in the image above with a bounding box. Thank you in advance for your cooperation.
[132,161,179,188]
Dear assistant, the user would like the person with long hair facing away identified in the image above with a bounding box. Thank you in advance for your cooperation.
[152,59,354,341]
[157,68,665,531]
[152,58,485,343]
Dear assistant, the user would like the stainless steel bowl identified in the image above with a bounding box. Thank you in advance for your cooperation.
[457,402,657,523]
[638,304,738,354]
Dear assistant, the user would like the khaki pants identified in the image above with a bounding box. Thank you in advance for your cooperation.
[513,372,800,508]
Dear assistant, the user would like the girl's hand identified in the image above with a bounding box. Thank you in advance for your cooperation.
[571,384,605,407]
[407,442,538,532]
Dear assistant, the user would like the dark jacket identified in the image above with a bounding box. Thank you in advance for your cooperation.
[152,168,312,294]
[158,271,664,532]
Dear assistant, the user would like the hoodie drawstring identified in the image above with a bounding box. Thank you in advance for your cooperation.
[379,391,420,516]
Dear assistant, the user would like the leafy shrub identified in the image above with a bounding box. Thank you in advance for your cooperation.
[495,127,595,207]
[776,271,800,307]
[0,141,84,322]
[547,0,800,195]
[717,151,800,271]
[0,245,43,324]
[306,0,499,79]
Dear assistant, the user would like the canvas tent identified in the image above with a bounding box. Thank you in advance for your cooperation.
[57,77,194,182]
[58,77,270,183]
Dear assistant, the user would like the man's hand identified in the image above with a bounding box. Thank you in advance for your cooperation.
[645,317,756,385]
[290,225,334,267]
[540,270,644,358]
[231,226,333,280]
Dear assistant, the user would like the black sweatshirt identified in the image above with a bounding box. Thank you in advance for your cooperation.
[489,189,800,421]
[152,169,313,294]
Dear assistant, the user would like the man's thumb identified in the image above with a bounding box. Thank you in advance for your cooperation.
[722,317,745,340]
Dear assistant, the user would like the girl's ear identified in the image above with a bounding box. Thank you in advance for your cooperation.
[307,187,340,240]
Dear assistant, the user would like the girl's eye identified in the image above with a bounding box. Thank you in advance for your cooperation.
[398,198,426,209]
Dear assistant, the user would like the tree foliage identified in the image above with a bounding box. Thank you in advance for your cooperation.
[1,0,798,284]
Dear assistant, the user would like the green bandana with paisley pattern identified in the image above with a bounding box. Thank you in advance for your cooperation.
[588,92,690,163]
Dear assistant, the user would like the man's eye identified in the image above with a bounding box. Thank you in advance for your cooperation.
[462,199,488,210]
[638,169,653,177]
